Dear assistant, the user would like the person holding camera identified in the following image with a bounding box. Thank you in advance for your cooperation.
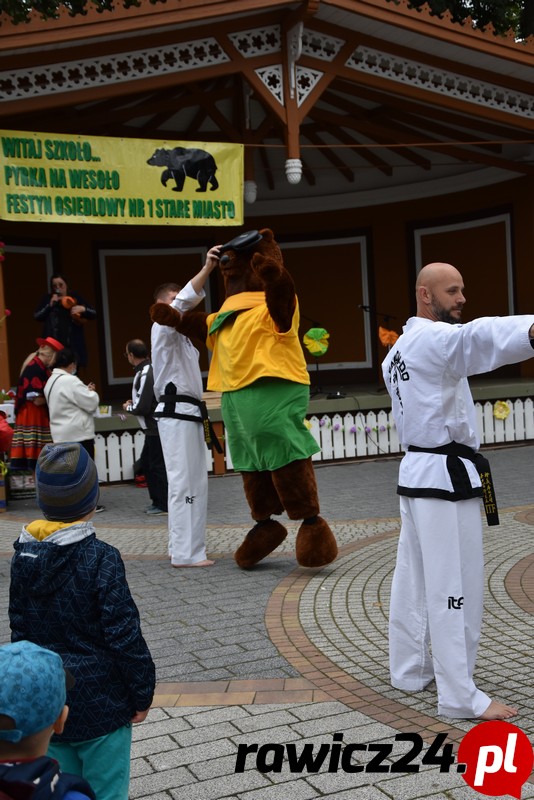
[34,274,96,371]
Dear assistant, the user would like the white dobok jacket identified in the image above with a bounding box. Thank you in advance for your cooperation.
[382,315,534,497]
[151,280,206,420]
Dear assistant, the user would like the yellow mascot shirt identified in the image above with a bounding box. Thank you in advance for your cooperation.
[206,292,310,392]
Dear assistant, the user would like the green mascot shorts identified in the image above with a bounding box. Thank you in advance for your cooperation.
[221,378,320,472]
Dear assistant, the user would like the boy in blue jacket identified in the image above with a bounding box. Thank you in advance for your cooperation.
[8,442,156,800]
[0,640,95,799]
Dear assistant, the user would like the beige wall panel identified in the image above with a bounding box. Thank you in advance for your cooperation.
[4,247,51,382]
[99,248,213,388]
[281,239,367,366]
[417,220,511,321]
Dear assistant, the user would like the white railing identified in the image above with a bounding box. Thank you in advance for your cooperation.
[94,428,216,483]
[94,429,146,484]
[94,398,534,482]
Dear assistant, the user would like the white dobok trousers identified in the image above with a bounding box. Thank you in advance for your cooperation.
[157,416,208,565]
[389,496,490,718]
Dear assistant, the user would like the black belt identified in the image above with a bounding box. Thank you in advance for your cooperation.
[408,442,499,526]
[154,383,222,453]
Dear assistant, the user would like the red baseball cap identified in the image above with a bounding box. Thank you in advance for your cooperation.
[36,336,64,351]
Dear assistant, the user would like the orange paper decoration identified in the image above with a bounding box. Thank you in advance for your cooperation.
[378,326,399,347]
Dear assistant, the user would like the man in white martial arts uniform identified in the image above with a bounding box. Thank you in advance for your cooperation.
[382,262,534,720]
[151,247,220,567]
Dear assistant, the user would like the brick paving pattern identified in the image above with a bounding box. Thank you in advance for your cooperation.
[0,444,532,799]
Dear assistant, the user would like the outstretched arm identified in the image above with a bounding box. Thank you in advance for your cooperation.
[150,243,221,338]
[150,302,209,343]
[190,244,221,295]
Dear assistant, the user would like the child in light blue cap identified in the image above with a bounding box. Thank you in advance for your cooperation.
[0,640,95,799]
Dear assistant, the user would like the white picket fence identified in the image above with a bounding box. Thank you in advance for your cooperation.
[94,429,147,484]
[94,398,534,482]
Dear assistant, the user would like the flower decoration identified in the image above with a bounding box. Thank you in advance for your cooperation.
[303,419,312,430]
[0,389,15,403]
[303,327,329,357]
[378,326,399,347]
[314,415,394,439]
[493,400,510,420]
[0,308,11,326]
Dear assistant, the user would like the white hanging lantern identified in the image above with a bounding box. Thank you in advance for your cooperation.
[285,158,302,185]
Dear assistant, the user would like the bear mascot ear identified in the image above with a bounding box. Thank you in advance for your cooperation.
[259,228,274,243]
[255,228,284,264]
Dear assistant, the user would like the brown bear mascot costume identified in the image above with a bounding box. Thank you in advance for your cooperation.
[150,228,338,570]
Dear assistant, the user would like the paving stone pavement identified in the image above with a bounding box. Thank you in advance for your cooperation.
[0,445,533,800]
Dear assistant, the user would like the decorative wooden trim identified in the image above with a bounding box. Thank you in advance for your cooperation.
[325,0,534,61]
[345,45,534,121]
[1,22,531,131]
[0,0,532,63]
[0,1,291,49]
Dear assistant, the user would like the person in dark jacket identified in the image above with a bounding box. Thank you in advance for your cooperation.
[34,274,96,370]
[0,640,95,800]
[8,443,156,800]
[123,339,168,515]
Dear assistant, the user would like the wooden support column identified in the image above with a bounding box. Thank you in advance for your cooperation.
[282,19,303,182]
[0,248,10,390]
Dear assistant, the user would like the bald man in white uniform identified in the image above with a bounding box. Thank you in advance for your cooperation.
[382,262,534,720]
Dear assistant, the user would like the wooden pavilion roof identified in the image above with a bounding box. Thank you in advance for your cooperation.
[0,0,533,212]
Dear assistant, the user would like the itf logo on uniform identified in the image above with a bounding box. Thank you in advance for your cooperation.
[448,596,464,609]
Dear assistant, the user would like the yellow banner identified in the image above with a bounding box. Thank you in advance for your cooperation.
[0,130,243,226]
